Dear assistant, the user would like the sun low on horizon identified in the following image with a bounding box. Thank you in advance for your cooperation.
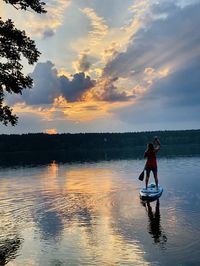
[0,0,200,134]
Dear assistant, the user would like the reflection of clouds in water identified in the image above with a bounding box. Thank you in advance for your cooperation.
[34,206,64,241]
[30,163,63,241]
[0,161,164,264]
[74,170,149,265]
[1,159,200,265]
[32,162,149,265]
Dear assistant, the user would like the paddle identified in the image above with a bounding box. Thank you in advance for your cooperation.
[138,170,145,181]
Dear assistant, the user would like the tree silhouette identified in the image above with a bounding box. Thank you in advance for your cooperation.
[0,0,46,125]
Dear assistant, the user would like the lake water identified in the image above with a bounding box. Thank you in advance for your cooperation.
[0,157,200,266]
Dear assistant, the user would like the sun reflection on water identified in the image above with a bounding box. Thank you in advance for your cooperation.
[5,158,200,265]
[0,161,151,265]
[0,158,200,265]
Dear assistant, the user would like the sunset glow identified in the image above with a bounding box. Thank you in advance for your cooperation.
[45,128,58,135]
[0,0,199,133]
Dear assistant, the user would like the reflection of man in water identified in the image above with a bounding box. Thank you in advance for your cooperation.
[144,200,167,247]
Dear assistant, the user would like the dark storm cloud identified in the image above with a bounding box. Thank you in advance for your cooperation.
[17,61,95,105]
[10,61,133,106]
[59,72,95,102]
[6,60,133,106]
[22,61,60,105]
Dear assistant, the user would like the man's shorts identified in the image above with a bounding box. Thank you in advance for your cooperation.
[145,167,157,176]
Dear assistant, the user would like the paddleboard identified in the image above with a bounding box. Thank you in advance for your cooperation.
[140,183,163,201]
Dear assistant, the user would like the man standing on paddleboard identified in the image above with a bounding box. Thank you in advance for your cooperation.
[144,137,161,190]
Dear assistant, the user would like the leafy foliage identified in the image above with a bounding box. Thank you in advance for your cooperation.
[0,0,46,126]
[0,130,199,166]
[3,0,46,13]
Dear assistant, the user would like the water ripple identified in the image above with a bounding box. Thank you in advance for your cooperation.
[0,158,199,265]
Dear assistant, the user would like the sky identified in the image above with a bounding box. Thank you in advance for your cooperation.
[0,0,200,134]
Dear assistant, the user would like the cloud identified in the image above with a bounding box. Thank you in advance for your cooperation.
[4,59,136,131]
[81,7,108,45]
[73,53,92,72]
[152,1,179,15]
[84,77,135,102]
[9,61,135,105]
[2,0,200,133]
[22,61,61,105]
[71,8,109,74]
[113,55,200,129]
[60,72,95,102]
[7,61,95,105]
[104,2,200,81]
[42,28,55,39]
[0,0,71,38]
[22,0,71,38]
[149,57,200,108]
[82,105,100,111]
[73,1,151,65]
[99,1,200,130]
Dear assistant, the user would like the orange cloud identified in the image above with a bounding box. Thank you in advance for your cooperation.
[12,93,134,125]
[81,8,108,46]
[53,96,112,122]
[144,66,170,86]
[73,0,150,64]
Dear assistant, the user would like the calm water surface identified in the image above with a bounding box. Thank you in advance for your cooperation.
[0,157,200,266]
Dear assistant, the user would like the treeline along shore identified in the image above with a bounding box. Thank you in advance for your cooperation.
[0,129,200,165]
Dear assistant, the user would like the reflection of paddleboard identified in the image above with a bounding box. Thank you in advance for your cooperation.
[140,183,163,201]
